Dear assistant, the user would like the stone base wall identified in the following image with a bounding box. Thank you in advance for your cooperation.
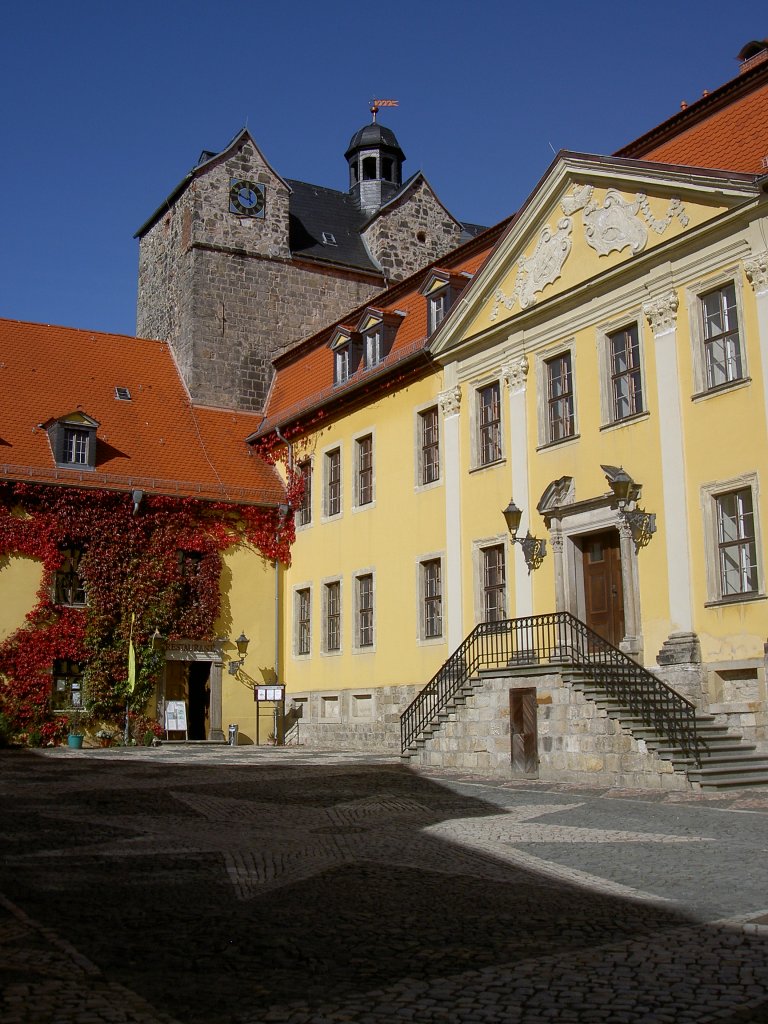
[285,685,420,751]
[289,676,690,790]
[654,659,768,753]
[413,672,688,790]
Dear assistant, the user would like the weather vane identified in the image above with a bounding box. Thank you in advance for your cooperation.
[370,98,399,123]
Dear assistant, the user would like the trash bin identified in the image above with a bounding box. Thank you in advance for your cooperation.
[228,723,238,746]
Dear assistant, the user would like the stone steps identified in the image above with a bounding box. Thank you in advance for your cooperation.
[562,671,768,789]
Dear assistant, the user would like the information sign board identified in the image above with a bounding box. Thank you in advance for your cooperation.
[164,700,188,732]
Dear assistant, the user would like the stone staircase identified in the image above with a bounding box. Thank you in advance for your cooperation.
[399,614,768,790]
[402,665,768,789]
[565,669,768,789]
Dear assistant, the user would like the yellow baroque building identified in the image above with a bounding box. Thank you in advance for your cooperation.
[261,151,768,789]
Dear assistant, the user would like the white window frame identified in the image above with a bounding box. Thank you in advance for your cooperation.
[353,430,375,510]
[321,576,343,656]
[292,584,312,659]
[364,328,383,368]
[472,537,509,625]
[687,271,749,399]
[596,314,648,428]
[322,444,343,520]
[428,288,450,335]
[701,473,764,605]
[471,379,504,469]
[536,342,578,447]
[416,554,445,644]
[296,458,313,528]
[353,569,376,653]
[415,403,441,490]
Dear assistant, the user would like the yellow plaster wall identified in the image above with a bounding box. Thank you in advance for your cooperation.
[216,545,278,742]
[282,370,450,694]
[0,556,43,641]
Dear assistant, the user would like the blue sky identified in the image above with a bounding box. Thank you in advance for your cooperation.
[1,1,762,336]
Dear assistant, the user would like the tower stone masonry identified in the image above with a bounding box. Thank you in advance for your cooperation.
[135,121,472,411]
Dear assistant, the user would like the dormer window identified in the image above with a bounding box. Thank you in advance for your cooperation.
[429,291,449,334]
[330,327,361,385]
[421,270,465,337]
[365,328,383,368]
[356,308,403,371]
[45,412,99,471]
[321,232,337,246]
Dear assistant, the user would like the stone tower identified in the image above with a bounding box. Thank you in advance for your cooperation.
[135,121,469,411]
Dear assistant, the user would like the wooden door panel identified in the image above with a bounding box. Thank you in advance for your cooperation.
[583,530,624,647]
[510,687,538,775]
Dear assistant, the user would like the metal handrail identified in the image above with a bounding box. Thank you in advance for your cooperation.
[400,612,704,766]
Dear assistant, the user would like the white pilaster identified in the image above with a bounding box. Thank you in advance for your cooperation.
[643,291,693,632]
[502,356,532,616]
[745,250,768,431]
[440,385,463,651]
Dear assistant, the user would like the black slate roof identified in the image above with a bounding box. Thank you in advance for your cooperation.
[286,179,378,273]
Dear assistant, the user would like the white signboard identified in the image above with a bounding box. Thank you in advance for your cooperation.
[255,686,285,701]
[165,700,188,732]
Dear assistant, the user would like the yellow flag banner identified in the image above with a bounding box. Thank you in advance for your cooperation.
[127,613,136,693]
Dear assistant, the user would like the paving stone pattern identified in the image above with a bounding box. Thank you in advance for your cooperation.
[2,746,768,1023]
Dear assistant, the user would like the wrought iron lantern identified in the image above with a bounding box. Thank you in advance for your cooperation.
[501,498,547,573]
[228,631,250,675]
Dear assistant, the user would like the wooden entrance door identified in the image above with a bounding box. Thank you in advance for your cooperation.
[510,687,538,775]
[582,529,624,647]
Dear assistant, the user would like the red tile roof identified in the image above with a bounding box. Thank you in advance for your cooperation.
[0,319,285,505]
[257,222,509,436]
[617,62,768,173]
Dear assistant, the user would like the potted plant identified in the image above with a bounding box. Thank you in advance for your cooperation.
[95,728,114,748]
[66,708,87,749]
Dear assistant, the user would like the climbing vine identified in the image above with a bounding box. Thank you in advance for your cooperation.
[0,477,297,744]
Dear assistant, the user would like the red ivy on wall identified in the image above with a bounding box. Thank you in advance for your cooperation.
[0,480,296,740]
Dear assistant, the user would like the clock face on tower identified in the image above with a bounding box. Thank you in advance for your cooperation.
[229,178,266,218]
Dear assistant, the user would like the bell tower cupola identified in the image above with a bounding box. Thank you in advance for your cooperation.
[345,118,405,214]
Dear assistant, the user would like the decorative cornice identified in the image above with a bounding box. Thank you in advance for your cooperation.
[438,386,462,417]
[643,291,679,333]
[501,355,529,392]
[745,250,768,292]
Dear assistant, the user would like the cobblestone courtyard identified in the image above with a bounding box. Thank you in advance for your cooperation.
[2,746,768,1023]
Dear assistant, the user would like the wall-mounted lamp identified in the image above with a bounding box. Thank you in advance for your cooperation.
[502,499,547,573]
[227,631,250,675]
[131,489,144,515]
[603,465,656,550]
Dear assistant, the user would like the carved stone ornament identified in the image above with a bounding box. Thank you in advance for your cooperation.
[745,250,768,292]
[537,475,575,514]
[501,355,529,391]
[643,291,679,333]
[583,190,648,257]
[490,218,573,320]
[550,531,564,554]
[561,184,689,258]
[438,386,462,417]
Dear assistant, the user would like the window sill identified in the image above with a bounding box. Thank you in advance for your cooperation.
[352,645,376,655]
[692,377,751,403]
[320,648,343,658]
[704,592,766,609]
[536,433,580,452]
[469,457,506,474]
[320,513,343,524]
[352,500,376,514]
[600,412,650,433]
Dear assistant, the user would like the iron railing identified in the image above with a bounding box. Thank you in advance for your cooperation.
[400,612,704,766]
